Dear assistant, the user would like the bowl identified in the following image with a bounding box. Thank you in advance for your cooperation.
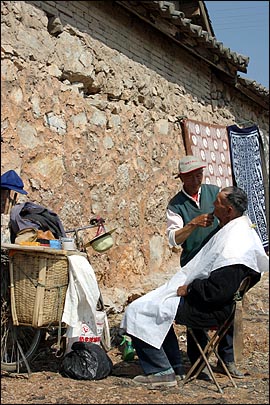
[85,229,117,253]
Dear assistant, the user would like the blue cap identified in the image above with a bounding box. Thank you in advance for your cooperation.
[1,170,28,195]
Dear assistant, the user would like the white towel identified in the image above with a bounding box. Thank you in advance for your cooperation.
[62,255,100,338]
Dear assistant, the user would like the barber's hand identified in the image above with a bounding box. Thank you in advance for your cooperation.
[190,213,214,228]
[177,285,189,297]
[174,213,215,245]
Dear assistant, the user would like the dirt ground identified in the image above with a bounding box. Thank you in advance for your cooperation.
[1,272,269,404]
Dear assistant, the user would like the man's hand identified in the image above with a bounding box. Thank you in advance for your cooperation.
[174,213,215,245]
[177,285,189,296]
[189,213,215,228]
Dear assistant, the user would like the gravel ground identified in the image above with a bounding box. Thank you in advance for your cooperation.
[1,273,269,404]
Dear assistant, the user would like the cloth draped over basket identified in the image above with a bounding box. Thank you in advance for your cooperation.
[62,255,100,338]
[7,248,101,330]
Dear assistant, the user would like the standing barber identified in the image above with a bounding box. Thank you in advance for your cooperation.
[166,155,245,378]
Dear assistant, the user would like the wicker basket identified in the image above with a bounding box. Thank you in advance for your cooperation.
[9,250,69,328]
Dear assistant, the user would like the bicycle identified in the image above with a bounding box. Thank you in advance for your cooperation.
[1,248,44,373]
[1,217,112,373]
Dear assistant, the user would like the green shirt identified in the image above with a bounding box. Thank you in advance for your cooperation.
[168,184,220,266]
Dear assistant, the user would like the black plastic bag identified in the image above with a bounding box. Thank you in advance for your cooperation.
[60,341,113,380]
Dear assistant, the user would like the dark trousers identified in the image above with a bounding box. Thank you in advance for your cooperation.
[130,325,184,375]
[187,324,234,365]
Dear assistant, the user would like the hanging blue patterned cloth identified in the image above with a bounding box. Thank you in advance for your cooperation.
[227,124,269,251]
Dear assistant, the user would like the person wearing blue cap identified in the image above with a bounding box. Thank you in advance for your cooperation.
[1,170,28,242]
[1,169,65,243]
[1,170,28,214]
[1,170,28,195]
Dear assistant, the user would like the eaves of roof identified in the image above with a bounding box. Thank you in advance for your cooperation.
[236,77,269,110]
[116,0,269,109]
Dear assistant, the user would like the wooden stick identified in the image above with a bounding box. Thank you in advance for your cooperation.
[9,255,19,326]
[32,257,47,327]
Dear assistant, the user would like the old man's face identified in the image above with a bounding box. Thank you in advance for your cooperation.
[213,191,232,226]
[180,168,204,196]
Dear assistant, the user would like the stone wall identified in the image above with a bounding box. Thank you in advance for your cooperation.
[1,1,269,308]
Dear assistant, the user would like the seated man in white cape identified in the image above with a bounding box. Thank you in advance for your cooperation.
[120,186,269,388]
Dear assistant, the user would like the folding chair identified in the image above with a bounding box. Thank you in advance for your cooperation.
[183,276,251,394]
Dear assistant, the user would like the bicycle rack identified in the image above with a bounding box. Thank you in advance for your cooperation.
[65,218,106,252]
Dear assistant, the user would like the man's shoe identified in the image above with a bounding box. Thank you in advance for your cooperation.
[133,373,177,388]
[173,366,186,381]
[216,361,245,379]
[197,367,213,381]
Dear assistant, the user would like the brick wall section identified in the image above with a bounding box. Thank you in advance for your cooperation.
[27,0,212,102]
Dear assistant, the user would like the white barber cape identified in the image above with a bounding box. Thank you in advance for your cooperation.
[121,215,269,349]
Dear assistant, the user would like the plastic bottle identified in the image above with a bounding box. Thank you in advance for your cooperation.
[120,335,135,362]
